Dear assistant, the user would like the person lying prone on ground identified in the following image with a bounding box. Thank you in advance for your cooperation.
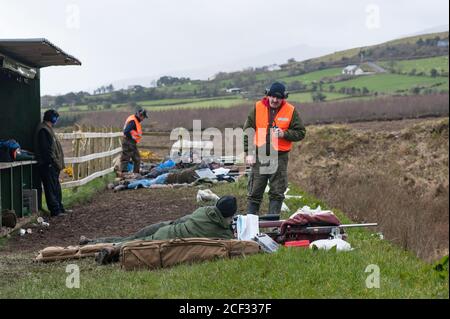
[79,196,238,263]
[80,196,236,244]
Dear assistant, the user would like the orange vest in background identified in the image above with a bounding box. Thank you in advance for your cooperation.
[123,115,143,143]
[254,100,295,152]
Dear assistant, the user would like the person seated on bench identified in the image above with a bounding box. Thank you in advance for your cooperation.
[79,196,238,264]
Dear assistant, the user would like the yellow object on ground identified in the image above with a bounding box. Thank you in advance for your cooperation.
[63,166,73,177]
[139,149,162,162]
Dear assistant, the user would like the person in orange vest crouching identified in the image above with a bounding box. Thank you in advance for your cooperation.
[120,109,148,174]
[243,82,306,216]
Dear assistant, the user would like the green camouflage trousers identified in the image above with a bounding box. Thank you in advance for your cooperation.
[120,138,141,173]
[247,152,289,205]
[85,215,191,245]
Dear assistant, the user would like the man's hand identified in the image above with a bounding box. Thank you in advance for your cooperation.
[245,155,256,166]
[273,128,285,138]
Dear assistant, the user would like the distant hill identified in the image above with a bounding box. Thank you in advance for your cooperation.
[298,31,449,67]
[407,25,449,37]
[106,43,339,91]
[42,31,449,110]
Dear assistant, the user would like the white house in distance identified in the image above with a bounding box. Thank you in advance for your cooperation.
[225,87,242,94]
[342,65,365,75]
[267,64,281,71]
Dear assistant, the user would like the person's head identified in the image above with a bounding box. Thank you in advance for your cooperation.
[135,109,148,122]
[43,109,60,126]
[266,82,288,109]
[216,195,238,221]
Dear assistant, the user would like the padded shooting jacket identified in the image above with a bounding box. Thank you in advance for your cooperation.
[145,206,234,240]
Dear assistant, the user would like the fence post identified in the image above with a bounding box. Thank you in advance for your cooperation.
[72,124,81,193]
[102,126,107,171]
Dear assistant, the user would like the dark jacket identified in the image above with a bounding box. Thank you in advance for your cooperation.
[34,122,65,171]
[123,120,137,141]
[243,98,306,156]
[146,206,234,240]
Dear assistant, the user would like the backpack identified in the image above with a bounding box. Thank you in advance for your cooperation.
[0,140,21,162]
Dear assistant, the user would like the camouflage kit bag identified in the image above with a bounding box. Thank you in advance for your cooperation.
[120,238,260,271]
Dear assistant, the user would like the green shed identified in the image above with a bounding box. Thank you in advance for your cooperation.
[0,39,81,228]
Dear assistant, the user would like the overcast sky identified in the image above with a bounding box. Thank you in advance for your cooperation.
[0,0,448,95]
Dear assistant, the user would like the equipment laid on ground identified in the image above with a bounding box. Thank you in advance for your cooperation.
[120,238,260,271]
[252,234,280,253]
[259,217,378,244]
[35,238,261,269]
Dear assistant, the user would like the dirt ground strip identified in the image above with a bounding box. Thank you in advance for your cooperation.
[1,187,201,254]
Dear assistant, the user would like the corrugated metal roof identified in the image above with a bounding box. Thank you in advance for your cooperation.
[0,38,81,68]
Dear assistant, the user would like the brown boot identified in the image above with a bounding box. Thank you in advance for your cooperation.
[95,246,120,265]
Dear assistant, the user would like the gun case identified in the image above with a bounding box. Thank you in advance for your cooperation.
[120,238,260,271]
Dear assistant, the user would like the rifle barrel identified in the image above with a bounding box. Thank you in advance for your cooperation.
[305,223,378,230]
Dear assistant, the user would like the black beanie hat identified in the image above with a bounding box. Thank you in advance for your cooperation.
[216,196,238,218]
[267,82,287,98]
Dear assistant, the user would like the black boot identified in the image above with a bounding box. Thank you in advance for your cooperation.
[79,235,92,246]
[95,246,120,265]
[247,202,261,215]
[268,200,283,215]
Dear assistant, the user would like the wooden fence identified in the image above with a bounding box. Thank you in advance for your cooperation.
[56,125,122,188]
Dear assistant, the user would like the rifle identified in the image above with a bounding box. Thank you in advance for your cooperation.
[259,218,378,243]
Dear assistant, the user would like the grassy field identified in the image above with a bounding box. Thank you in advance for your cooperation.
[378,56,449,75]
[1,178,448,298]
[288,92,351,103]
[144,91,353,110]
[281,68,343,84]
[138,96,238,107]
[142,97,249,111]
[51,97,246,112]
[331,73,449,94]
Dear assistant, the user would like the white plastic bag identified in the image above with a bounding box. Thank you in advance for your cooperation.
[310,238,353,252]
[196,189,220,202]
[236,214,259,240]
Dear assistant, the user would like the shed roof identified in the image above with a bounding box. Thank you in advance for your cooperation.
[0,38,81,68]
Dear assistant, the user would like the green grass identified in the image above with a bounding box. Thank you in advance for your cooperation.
[281,68,343,84]
[53,97,249,113]
[331,73,449,94]
[378,56,449,75]
[138,96,237,107]
[142,97,250,111]
[288,92,351,103]
[1,178,447,298]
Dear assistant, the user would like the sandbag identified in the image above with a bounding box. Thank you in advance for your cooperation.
[35,243,114,262]
[120,238,260,271]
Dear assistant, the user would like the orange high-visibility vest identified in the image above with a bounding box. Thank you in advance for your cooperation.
[123,115,143,143]
[254,100,295,152]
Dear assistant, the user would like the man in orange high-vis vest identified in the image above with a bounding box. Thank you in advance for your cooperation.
[120,109,148,174]
[243,82,306,216]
